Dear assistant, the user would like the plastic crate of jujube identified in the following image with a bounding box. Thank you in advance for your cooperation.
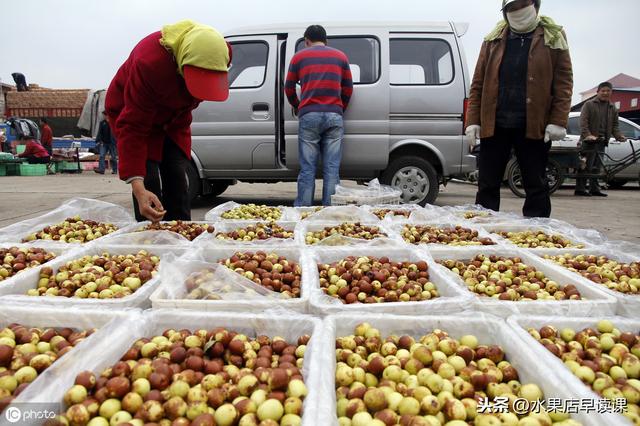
[0,244,75,293]
[0,243,185,309]
[150,245,309,313]
[530,248,640,319]
[205,220,299,247]
[481,223,596,254]
[508,315,640,426]
[110,220,217,246]
[19,309,323,426]
[305,245,473,316]
[315,313,596,426]
[0,304,136,412]
[430,246,618,318]
[296,220,395,247]
[388,220,502,252]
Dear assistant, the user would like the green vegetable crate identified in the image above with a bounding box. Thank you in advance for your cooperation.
[18,164,47,176]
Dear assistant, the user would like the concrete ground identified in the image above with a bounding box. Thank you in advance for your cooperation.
[0,173,638,243]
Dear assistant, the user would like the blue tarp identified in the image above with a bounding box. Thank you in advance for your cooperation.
[52,138,96,149]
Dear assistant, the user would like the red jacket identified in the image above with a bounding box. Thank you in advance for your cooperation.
[18,140,49,158]
[105,31,200,180]
[40,124,53,148]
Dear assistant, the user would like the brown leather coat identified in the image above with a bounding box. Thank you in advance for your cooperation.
[466,25,573,140]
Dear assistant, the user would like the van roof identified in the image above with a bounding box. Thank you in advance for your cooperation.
[225,21,461,37]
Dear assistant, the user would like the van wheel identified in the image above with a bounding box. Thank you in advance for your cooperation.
[186,162,201,203]
[381,156,439,205]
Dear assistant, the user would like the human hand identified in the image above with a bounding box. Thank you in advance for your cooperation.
[616,136,627,142]
[584,135,598,141]
[131,181,166,222]
[465,125,481,151]
[544,124,566,142]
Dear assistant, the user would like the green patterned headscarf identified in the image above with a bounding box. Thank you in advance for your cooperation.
[485,15,569,50]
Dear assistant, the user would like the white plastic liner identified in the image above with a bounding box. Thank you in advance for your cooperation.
[362,204,426,223]
[528,248,640,319]
[0,198,134,246]
[283,206,325,221]
[387,220,502,251]
[109,220,217,246]
[204,201,296,222]
[293,205,380,223]
[151,246,309,313]
[0,304,137,405]
[305,245,473,315]
[203,220,298,247]
[296,221,395,246]
[429,246,618,318]
[317,313,598,426]
[444,203,523,224]
[331,179,402,205]
[479,222,596,254]
[17,309,323,426]
[0,243,185,308]
[507,315,640,426]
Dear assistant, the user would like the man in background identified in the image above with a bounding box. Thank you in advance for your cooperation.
[285,24,353,206]
[575,81,626,197]
[39,118,53,157]
[94,112,118,175]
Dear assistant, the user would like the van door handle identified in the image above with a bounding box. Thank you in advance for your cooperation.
[251,103,270,120]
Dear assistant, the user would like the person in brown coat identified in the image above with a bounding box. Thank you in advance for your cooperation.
[466,0,573,217]
[575,81,626,197]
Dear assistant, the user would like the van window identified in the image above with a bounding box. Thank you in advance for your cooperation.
[567,116,581,136]
[390,39,454,85]
[295,37,380,84]
[229,42,269,88]
[619,120,640,139]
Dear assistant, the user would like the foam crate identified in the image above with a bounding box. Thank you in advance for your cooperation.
[18,163,47,176]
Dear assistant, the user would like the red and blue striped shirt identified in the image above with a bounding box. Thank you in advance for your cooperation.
[285,45,353,117]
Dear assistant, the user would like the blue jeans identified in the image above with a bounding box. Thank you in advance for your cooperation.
[295,112,344,206]
[98,143,118,172]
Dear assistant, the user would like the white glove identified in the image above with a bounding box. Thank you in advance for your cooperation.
[465,125,481,148]
[544,124,566,142]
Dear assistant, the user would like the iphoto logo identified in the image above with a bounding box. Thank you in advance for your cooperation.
[1,403,60,425]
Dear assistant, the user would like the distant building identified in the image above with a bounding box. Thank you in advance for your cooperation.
[573,73,640,124]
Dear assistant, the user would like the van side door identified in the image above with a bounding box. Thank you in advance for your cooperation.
[191,35,278,173]
[284,32,389,176]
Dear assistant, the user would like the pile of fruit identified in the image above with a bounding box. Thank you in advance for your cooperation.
[0,324,96,411]
[55,328,310,425]
[305,222,386,245]
[528,320,640,424]
[26,250,159,299]
[402,225,495,246]
[220,252,302,298]
[22,217,118,243]
[318,256,438,304]
[372,209,411,220]
[334,322,576,425]
[221,205,282,221]
[216,223,294,242]
[544,254,640,294]
[0,247,56,281]
[496,230,584,249]
[461,211,492,220]
[439,254,583,301]
[140,221,214,241]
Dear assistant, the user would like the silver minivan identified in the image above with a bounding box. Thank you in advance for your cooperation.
[188,22,476,205]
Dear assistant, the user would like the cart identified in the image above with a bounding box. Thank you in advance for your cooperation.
[506,139,640,198]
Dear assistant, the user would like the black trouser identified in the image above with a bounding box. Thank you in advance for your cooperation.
[575,140,606,193]
[132,138,191,221]
[26,156,50,164]
[476,126,551,218]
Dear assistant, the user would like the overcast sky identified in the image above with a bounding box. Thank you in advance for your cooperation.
[1,0,638,104]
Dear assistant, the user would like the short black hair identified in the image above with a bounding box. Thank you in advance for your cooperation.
[598,81,613,91]
[304,25,327,43]
[40,118,47,124]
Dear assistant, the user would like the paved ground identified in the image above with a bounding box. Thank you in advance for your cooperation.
[0,174,638,243]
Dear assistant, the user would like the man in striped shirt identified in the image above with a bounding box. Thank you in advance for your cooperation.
[285,25,353,206]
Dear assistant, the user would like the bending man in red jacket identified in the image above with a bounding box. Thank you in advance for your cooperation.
[106,20,231,222]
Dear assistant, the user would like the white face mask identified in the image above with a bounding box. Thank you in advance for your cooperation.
[507,4,538,33]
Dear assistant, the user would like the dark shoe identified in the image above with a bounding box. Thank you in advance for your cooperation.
[111,171,117,174]
[574,190,591,196]
[591,192,608,197]
[94,169,105,174]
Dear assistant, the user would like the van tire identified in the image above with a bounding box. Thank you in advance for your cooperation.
[381,156,439,205]
[186,162,201,203]
[209,181,230,197]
